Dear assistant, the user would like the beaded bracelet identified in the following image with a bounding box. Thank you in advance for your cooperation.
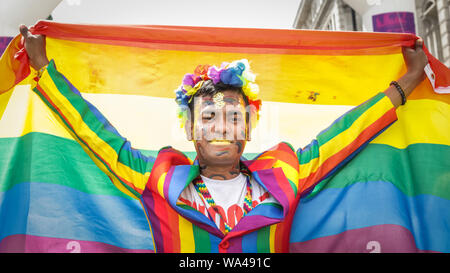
[390,81,406,105]
[36,64,49,79]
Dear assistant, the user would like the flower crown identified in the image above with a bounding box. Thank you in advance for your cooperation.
[174,59,262,128]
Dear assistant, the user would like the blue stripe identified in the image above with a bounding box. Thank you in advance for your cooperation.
[242,230,258,252]
[0,182,153,250]
[208,233,221,253]
[248,202,283,219]
[290,180,450,253]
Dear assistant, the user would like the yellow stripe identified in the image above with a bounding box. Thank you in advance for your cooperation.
[269,224,277,253]
[258,155,299,185]
[178,215,196,253]
[37,70,149,193]
[372,99,450,148]
[3,87,447,157]
[299,95,394,179]
[0,85,75,140]
[157,172,167,198]
[46,37,406,105]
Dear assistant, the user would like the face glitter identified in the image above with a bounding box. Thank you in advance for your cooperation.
[212,92,225,109]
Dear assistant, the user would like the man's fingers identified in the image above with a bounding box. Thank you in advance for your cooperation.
[19,24,29,38]
[415,38,424,51]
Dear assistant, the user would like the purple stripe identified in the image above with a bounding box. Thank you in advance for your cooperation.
[255,169,289,214]
[226,236,243,253]
[289,224,439,253]
[163,167,175,200]
[0,36,13,56]
[141,188,164,253]
[0,234,153,253]
[233,215,280,232]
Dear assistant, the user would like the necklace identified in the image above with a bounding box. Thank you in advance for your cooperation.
[193,174,253,234]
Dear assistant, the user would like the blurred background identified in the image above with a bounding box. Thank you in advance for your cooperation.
[1,0,449,66]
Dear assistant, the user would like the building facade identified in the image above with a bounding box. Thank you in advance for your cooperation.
[293,0,450,67]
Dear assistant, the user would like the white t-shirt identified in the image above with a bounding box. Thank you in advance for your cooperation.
[177,173,278,232]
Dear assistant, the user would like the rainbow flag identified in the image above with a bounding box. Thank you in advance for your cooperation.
[0,21,449,253]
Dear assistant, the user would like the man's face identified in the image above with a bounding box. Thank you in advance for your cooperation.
[188,90,249,167]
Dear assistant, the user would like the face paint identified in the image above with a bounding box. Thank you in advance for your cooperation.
[212,92,225,109]
[190,91,249,174]
[235,142,242,153]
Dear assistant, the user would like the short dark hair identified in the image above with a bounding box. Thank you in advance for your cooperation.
[187,80,250,120]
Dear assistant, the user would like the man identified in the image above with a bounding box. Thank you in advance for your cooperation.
[19,24,428,253]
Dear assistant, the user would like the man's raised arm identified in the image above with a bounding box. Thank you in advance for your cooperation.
[20,25,154,200]
[297,39,428,196]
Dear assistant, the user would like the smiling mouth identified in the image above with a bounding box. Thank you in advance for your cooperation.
[209,140,232,145]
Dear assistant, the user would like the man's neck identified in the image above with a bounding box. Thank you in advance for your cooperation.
[199,162,240,180]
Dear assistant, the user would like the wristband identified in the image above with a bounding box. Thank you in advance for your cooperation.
[36,64,49,79]
[390,81,406,105]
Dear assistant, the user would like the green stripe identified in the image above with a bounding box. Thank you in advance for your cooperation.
[45,61,152,176]
[0,132,133,199]
[298,92,385,165]
[298,140,320,165]
[287,177,297,197]
[305,143,450,200]
[192,224,211,252]
[256,226,271,253]
[0,131,262,196]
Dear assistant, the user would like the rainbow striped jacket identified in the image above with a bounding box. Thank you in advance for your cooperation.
[33,60,398,253]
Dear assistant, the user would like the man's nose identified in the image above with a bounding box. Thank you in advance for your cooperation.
[211,113,233,139]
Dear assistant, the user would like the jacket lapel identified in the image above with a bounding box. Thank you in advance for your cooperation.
[164,161,224,238]
[157,146,297,238]
[227,158,293,235]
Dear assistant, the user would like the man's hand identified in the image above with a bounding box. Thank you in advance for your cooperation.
[401,38,428,88]
[385,38,429,108]
[19,24,49,71]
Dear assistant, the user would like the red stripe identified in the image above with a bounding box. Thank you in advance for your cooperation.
[273,167,295,204]
[262,150,299,171]
[299,108,397,194]
[30,21,418,56]
[150,190,172,252]
[167,205,180,252]
[164,169,181,253]
[35,84,142,195]
[147,150,190,191]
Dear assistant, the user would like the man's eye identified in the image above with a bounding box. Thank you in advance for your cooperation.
[202,112,215,120]
[229,112,242,122]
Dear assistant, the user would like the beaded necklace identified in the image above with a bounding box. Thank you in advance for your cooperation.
[193,173,253,234]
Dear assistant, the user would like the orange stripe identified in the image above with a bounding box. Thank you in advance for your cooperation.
[262,150,299,171]
[30,21,417,56]
[273,168,295,204]
[299,108,397,194]
[274,223,287,252]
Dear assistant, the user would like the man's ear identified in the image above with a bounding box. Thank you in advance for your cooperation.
[185,119,193,141]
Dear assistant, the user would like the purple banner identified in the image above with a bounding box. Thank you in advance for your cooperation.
[372,12,416,34]
[0,37,13,56]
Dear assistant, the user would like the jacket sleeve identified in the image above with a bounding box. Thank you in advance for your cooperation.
[32,59,155,199]
[297,92,397,196]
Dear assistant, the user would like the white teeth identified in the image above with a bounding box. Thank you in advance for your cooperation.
[209,140,231,145]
